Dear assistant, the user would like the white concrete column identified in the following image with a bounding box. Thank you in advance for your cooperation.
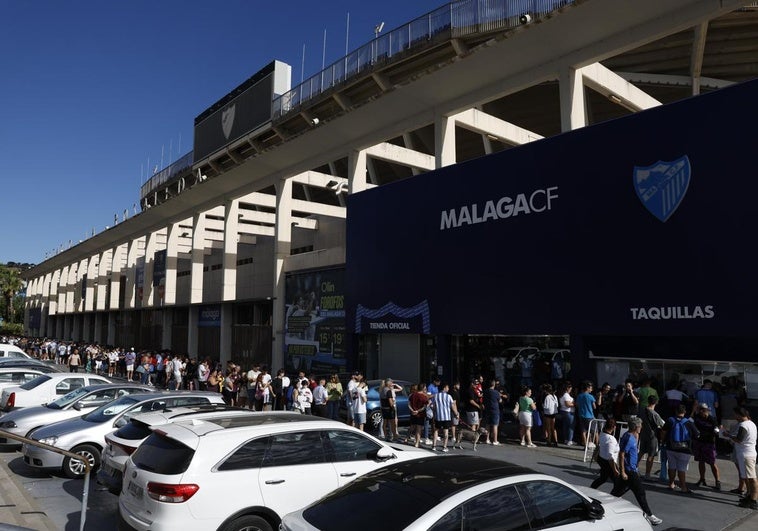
[85,255,98,312]
[49,269,60,316]
[110,244,126,310]
[142,230,159,307]
[272,177,293,371]
[96,249,111,311]
[41,273,51,335]
[222,199,239,301]
[164,222,180,306]
[190,212,207,305]
[435,113,456,168]
[125,237,144,309]
[64,264,76,314]
[348,149,368,193]
[559,66,587,132]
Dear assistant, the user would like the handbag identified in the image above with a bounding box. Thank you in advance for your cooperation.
[425,404,434,420]
[532,408,543,427]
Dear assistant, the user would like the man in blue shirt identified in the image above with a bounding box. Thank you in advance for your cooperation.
[611,418,663,526]
[692,380,719,419]
[576,381,597,448]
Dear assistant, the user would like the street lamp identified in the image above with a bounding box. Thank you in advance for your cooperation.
[373,22,385,63]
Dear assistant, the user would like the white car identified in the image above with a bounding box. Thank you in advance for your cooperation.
[1,373,111,412]
[0,383,152,450]
[0,366,61,393]
[0,343,31,359]
[98,404,255,494]
[119,414,431,531]
[281,455,655,531]
[22,391,225,478]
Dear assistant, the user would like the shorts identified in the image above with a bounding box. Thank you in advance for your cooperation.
[126,364,134,371]
[580,417,593,433]
[639,437,659,458]
[736,453,757,479]
[465,411,480,427]
[519,411,533,428]
[381,407,397,420]
[353,412,366,426]
[692,441,716,465]
[436,420,452,429]
[410,415,425,426]
[666,450,691,472]
[485,412,500,427]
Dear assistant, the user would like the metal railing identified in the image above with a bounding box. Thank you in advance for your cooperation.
[272,0,575,119]
[139,151,194,199]
[0,429,91,531]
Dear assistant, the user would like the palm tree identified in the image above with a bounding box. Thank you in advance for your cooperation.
[0,265,23,323]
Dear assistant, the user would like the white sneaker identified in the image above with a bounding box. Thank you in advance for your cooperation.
[487,440,493,445]
[646,514,662,526]
[527,443,537,448]
[566,441,577,446]
[424,439,433,445]
[586,442,596,448]
[492,441,500,446]
[520,441,526,446]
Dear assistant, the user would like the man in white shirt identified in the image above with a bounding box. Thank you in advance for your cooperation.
[350,380,367,431]
[728,407,757,510]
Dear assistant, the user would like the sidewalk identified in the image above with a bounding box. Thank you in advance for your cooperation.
[0,455,56,530]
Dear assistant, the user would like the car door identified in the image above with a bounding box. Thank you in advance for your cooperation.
[74,387,128,410]
[516,480,610,531]
[257,430,338,517]
[52,377,86,400]
[428,484,531,531]
[324,428,386,487]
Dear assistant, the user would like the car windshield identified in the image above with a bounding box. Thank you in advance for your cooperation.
[20,375,51,390]
[82,395,140,423]
[46,386,91,410]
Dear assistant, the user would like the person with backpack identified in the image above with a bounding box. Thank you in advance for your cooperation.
[661,404,699,494]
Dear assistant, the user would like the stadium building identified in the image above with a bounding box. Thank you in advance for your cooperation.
[23,0,758,393]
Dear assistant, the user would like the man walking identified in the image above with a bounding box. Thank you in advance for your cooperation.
[662,404,698,494]
[726,407,757,510]
[431,382,458,452]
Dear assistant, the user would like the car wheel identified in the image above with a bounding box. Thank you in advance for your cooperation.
[368,409,383,432]
[219,515,273,531]
[62,444,100,479]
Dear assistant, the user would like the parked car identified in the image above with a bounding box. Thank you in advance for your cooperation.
[0,344,31,359]
[118,413,431,531]
[281,455,654,531]
[0,358,59,371]
[0,383,152,451]
[0,366,62,393]
[339,379,412,432]
[22,390,225,478]
[98,404,254,494]
[1,373,111,412]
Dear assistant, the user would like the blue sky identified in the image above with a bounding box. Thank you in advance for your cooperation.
[0,0,438,264]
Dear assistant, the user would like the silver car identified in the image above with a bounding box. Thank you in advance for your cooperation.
[0,383,152,450]
[22,391,225,478]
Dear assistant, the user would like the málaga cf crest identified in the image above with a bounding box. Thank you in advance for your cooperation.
[633,156,691,222]
[221,104,236,140]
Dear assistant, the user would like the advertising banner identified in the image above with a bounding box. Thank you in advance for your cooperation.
[153,249,167,304]
[346,79,758,339]
[198,304,221,328]
[284,268,347,375]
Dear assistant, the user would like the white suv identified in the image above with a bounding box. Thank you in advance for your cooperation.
[118,413,430,531]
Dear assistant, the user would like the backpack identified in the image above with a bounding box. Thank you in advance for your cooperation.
[668,417,693,450]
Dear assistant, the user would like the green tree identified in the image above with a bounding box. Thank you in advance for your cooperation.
[0,265,23,323]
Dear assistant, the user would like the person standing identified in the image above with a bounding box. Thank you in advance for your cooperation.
[620,379,640,421]
[692,379,719,418]
[591,418,619,490]
[463,379,484,442]
[576,381,597,448]
[325,374,343,421]
[725,407,757,510]
[542,384,559,447]
[515,386,537,448]
[692,403,721,490]
[637,378,659,410]
[350,379,368,430]
[408,383,429,448]
[431,382,458,452]
[125,348,136,382]
[661,404,698,494]
[611,418,663,526]
[380,378,401,441]
[483,379,502,445]
[312,378,328,418]
[638,395,665,480]
[559,382,576,446]
[67,349,81,373]
[197,358,209,391]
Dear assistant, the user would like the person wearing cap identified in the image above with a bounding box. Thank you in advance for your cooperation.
[612,417,663,526]
[692,402,721,489]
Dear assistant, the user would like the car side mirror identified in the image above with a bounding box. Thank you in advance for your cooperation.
[114,417,127,428]
[586,499,605,520]
[374,446,395,462]
[73,402,83,411]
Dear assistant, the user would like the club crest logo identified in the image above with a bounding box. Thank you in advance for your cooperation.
[633,156,691,222]
[221,104,236,140]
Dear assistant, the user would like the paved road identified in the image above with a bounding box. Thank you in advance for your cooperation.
[1,424,757,530]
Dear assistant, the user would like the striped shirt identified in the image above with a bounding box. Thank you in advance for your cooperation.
[432,391,454,422]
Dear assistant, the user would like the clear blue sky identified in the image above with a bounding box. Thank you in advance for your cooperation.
[0,0,439,264]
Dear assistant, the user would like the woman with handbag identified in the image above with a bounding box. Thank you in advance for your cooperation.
[514,386,537,448]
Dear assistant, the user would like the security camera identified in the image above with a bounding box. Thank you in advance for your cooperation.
[519,13,532,24]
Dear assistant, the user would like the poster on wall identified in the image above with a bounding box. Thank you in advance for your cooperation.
[284,268,347,376]
[153,249,167,304]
